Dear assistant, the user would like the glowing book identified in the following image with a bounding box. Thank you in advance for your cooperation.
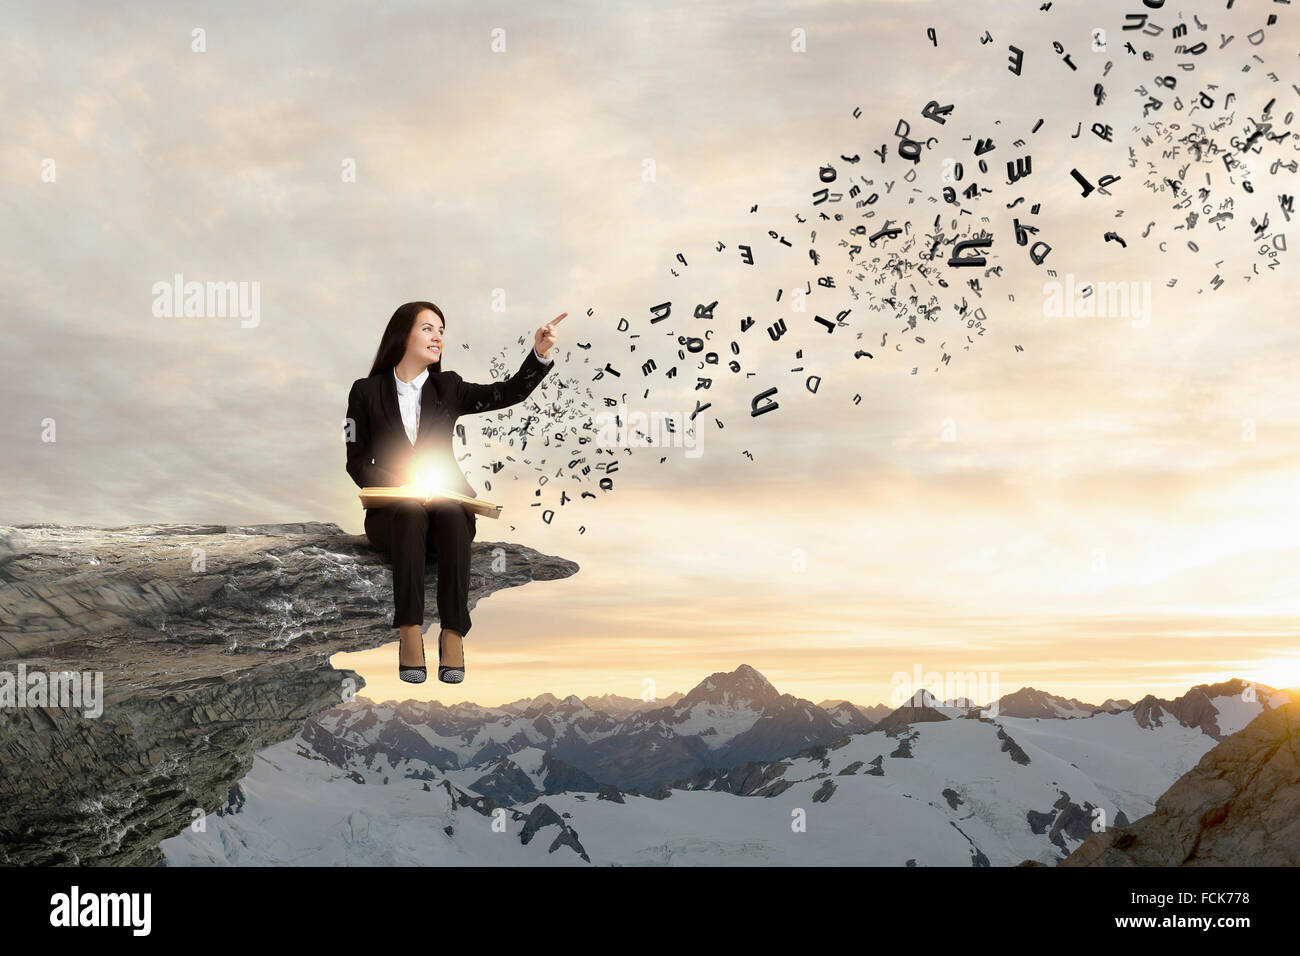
[358,486,503,519]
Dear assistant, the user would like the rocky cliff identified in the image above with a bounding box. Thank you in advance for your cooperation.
[1058,702,1299,866]
[0,521,578,866]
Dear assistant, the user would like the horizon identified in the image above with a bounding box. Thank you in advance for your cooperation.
[341,664,1300,714]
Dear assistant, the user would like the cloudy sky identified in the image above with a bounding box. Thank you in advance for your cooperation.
[4,0,1299,710]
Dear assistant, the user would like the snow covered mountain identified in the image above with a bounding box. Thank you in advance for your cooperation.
[576,691,686,716]
[575,664,876,789]
[290,664,874,796]
[986,679,1279,740]
[820,699,894,723]
[500,690,686,717]
[159,671,1291,866]
[992,687,1105,719]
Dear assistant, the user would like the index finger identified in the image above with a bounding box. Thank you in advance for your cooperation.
[550,312,568,325]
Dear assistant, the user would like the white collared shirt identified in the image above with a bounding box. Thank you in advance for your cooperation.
[393,348,552,445]
[392,365,429,445]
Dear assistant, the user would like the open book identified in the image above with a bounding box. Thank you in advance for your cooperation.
[359,486,503,519]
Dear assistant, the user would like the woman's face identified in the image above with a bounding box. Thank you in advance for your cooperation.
[404,309,445,366]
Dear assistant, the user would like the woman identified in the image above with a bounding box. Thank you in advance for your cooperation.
[345,301,565,684]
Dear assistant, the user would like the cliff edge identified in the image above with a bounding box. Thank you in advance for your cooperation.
[0,521,578,866]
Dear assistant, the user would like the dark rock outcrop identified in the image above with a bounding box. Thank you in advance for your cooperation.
[469,751,602,805]
[0,521,578,865]
[672,756,795,797]
[517,803,590,862]
[890,734,916,758]
[811,778,836,803]
[870,690,952,737]
[996,726,1031,765]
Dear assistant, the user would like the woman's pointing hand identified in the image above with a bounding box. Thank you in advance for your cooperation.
[534,312,567,359]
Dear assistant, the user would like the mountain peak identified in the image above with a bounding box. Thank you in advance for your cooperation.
[681,664,782,708]
[993,686,1100,719]
[733,663,776,688]
[870,688,953,735]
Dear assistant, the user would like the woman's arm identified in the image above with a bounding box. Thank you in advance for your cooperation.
[345,379,405,488]
[448,348,554,415]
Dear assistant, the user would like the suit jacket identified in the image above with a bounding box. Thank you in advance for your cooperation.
[345,348,553,503]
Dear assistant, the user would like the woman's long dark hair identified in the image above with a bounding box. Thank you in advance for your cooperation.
[367,301,446,377]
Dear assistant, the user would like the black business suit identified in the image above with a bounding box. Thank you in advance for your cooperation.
[345,347,554,632]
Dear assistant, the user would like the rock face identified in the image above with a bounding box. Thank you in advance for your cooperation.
[0,522,578,866]
[1060,702,1299,866]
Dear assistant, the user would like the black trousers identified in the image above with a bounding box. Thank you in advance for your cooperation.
[364,499,477,634]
